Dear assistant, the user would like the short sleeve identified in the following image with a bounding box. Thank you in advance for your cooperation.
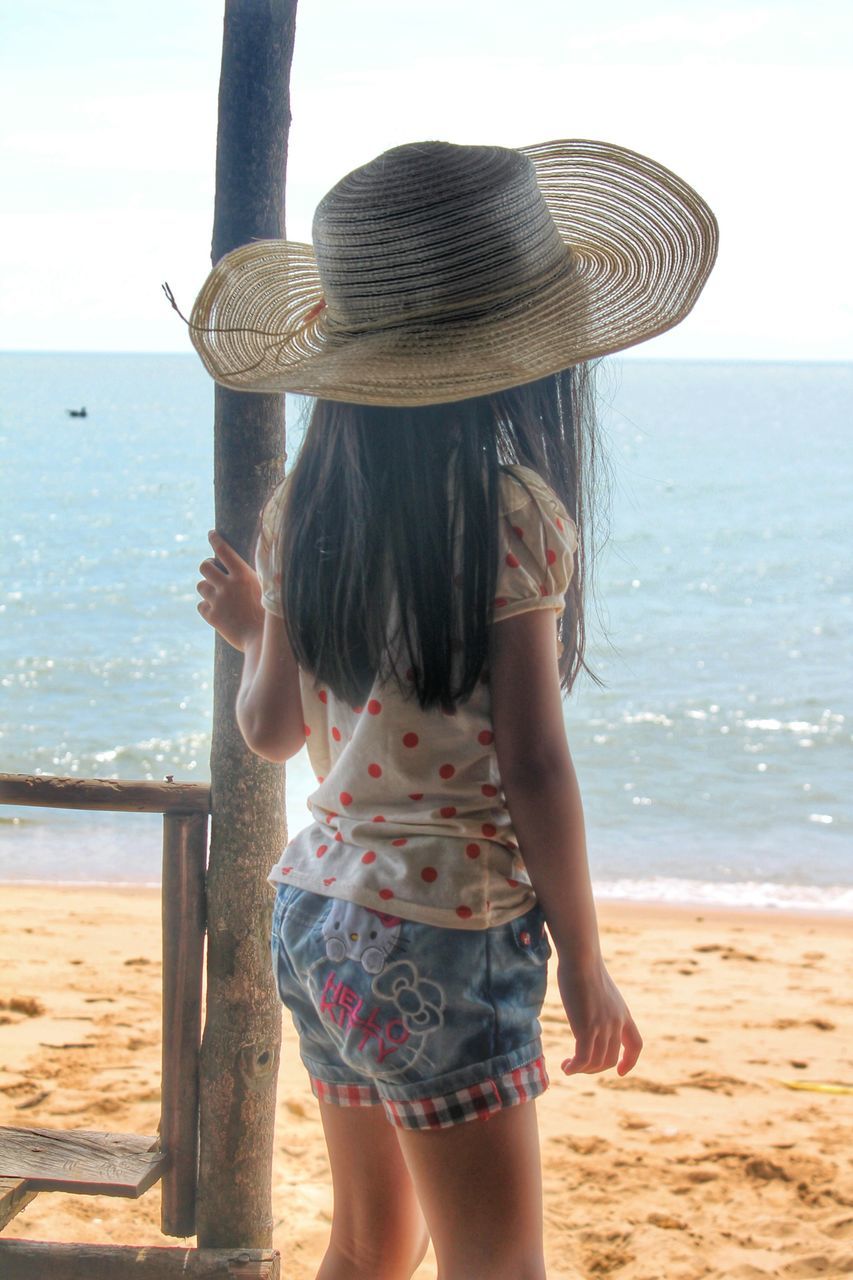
[254,476,289,616]
[494,466,578,621]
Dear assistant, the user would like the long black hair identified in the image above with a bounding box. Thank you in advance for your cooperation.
[278,365,605,710]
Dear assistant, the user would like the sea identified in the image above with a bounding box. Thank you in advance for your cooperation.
[1,353,851,913]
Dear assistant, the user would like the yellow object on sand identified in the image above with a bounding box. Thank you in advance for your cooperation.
[774,1079,853,1095]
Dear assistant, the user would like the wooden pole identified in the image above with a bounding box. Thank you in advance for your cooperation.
[196,0,297,1250]
[160,812,208,1237]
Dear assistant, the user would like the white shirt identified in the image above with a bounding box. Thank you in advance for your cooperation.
[256,464,577,929]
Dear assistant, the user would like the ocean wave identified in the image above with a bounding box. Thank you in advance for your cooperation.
[595,876,853,913]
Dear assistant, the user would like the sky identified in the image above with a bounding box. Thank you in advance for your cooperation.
[1,0,851,359]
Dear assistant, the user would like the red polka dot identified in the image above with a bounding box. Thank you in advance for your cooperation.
[379,888,394,901]
[391,838,408,847]
[409,793,423,801]
[439,763,455,780]
[494,597,508,608]
[323,876,337,886]
[303,724,311,737]
[315,844,328,858]
[478,730,494,746]
[339,792,353,806]
[421,867,438,882]
[334,832,344,842]
[317,776,325,783]
[353,705,363,714]
[367,699,382,715]
[280,866,292,875]
[368,763,382,778]
[326,810,338,820]
[546,548,557,565]
[465,843,481,859]
[506,877,520,888]
[481,784,498,797]
[372,815,386,823]
[403,732,419,748]
[539,583,548,596]
[556,516,565,531]
[331,726,341,742]
[512,525,524,539]
[520,930,531,946]
[361,851,376,864]
[456,905,473,920]
[318,690,327,703]
[505,552,520,568]
[440,806,457,819]
[482,823,497,837]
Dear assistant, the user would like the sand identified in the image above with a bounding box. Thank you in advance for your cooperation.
[1,884,851,1279]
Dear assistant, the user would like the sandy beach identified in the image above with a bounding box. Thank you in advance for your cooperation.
[1,884,851,1278]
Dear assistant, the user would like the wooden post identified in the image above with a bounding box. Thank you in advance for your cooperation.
[196,0,297,1250]
[160,811,207,1237]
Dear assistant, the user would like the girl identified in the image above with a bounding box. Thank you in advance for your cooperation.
[193,140,717,1280]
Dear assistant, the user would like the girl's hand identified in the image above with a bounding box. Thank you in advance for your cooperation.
[196,530,265,653]
[557,955,643,1078]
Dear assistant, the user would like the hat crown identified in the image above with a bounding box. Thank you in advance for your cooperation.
[312,142,569,329]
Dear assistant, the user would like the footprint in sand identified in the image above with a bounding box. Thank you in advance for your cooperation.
[646,1211,688,1230]
[554,1134,611,1155]
[599,1076,678,1095]
[822,1215,853,1240]
[618,1114,652,1131]
[577,1228,635,1275]
[0,996,45,1020]
[692,943,762,962]
[770,1017,836,1032]
[681,1070,751,1095]
[778,1251,853,1277]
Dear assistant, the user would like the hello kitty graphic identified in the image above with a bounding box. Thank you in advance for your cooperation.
[322,901,402,975]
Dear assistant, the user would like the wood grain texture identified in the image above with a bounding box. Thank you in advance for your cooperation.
[0,1242,280,1279]
[0,1177,37,1230]
[0,1128,165,1197]
[0,774,210,815]
[196,0,295,1250]
[160,811,207,1237]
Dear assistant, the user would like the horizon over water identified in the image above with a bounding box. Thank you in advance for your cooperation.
[1,352,851,913]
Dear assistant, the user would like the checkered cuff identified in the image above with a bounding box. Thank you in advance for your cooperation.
[384,1056,549,1131]
[310,1077,381,1107]
[308,1056,549,1129]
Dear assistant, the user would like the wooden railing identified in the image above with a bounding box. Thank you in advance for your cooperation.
[0,774,210,1239]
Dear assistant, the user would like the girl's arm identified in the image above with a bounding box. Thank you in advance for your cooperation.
[490,606,643,1078]
[197,530,305,762]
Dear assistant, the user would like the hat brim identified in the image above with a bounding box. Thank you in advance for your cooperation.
[189,139,718,406]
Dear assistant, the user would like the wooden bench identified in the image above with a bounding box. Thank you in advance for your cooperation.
[0,775,224,1263]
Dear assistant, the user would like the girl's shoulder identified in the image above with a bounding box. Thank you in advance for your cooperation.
[260,472,290,529]
[498,464,578,553]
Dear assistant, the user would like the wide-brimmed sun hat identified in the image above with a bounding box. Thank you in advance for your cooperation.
[186,139,718,406]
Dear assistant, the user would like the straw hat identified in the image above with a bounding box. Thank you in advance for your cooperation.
[188,139,718,406]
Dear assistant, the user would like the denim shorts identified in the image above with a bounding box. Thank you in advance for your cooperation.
[270,882,551,1130]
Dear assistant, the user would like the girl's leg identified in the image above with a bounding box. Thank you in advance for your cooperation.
[395,1100,546,1280]
[315,1100,429,1280]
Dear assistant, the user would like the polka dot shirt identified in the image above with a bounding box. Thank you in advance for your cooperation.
[256,464,577,929]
